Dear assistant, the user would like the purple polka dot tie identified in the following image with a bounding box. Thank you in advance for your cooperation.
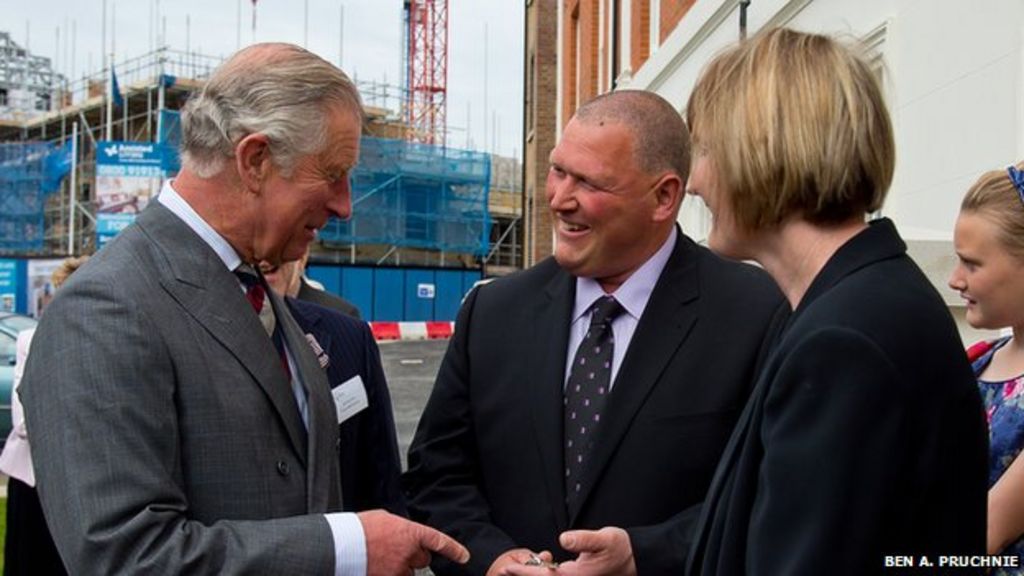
[564,295,623,513]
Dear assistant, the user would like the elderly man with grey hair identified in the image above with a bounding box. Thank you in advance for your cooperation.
[21,43,468,575]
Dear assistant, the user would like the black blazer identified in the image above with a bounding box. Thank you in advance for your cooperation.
[288,298,405,515]
[404,231,784,574]
[688,219,989,575]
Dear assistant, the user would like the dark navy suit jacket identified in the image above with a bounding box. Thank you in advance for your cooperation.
[287,298,406,515]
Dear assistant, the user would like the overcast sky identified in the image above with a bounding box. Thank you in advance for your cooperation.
[1,0,525,157]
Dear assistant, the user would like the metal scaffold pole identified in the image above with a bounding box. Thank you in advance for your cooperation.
[68,121,78,255]
[106,52,114,141]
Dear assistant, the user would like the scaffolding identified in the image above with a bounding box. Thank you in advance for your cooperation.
[319,137,490,258]
[0,140,71,252]
[0,45,216,254]
[1,41,502,266]
[485,154,523,270]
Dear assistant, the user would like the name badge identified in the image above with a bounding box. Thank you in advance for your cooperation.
[332,375,369,424]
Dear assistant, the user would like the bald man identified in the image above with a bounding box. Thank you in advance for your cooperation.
[404,91,784,575]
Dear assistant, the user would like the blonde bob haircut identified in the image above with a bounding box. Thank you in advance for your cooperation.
[686,27,895,230]
[960,161,1024,261]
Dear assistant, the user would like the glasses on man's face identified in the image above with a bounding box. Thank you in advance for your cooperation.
[1007,165,1024,206]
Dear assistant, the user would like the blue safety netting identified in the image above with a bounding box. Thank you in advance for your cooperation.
[0,141,72,252]
[319,137,491,255]
[159,110,182,174]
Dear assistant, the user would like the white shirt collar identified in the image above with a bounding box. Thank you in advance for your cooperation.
[157,179,244,272]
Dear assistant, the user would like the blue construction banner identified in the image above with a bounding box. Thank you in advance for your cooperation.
[0,259,18,312]
[95,141,170,249]
[96,213,137,249]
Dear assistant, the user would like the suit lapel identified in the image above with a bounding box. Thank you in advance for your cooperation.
[571,235,700,523]
[138,204,309,466]
[273,291,340,513]
[528,268,575,531]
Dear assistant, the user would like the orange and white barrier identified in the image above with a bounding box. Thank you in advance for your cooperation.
[370,321,455,341]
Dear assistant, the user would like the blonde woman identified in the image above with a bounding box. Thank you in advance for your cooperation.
[684,28,986,574]
[949,162,1024,570]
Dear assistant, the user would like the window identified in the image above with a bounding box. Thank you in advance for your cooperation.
[527,50,536,138]
[36,91,51,111]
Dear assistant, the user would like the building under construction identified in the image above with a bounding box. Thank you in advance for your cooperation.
[0,34,522,275]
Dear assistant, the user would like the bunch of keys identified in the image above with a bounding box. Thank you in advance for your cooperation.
[525,553,560,569]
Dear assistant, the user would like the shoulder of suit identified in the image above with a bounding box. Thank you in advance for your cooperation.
[472,258,563,297]
[684,241,779,297]
[55,231,159,299]
[289,297,366,334]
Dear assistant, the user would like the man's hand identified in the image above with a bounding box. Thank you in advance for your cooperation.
[502,528,635,576]
[555,528,636,576]
[358,510,469,576]
[486,548,556,576]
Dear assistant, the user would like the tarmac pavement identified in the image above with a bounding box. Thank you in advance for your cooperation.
[377,338,450,469]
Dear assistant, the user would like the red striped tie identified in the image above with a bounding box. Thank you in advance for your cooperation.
[235,267,290,379]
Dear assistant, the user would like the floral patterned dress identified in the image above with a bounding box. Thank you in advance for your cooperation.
[969,337,1024,572]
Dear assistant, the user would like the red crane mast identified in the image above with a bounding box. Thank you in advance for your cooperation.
[404,0,448,146]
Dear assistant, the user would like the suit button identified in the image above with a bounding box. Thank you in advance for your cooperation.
[276,460,290,476]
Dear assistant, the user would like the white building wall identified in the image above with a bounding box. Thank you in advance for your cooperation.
[624,0,1023,241]
[608,0,1022,342]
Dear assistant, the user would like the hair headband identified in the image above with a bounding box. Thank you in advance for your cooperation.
[1007,165,1024,204]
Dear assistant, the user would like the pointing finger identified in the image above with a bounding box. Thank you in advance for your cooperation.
[417,524,470,564]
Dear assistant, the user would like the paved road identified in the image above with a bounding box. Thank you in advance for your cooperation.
[377,339,450,469]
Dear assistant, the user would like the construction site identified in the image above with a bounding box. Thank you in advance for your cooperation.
[0,1,523,321]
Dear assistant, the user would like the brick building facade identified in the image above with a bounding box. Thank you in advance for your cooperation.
[523,0,559,265]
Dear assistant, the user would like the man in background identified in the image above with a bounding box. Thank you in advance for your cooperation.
[264,259,405,515]
[263,246,362,319]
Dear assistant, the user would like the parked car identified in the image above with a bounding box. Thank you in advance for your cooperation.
[0,312,38,447]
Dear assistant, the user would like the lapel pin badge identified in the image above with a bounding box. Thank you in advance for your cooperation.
[304,333,331,369]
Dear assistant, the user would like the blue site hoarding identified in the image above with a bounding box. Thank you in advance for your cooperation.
[0,259,20,312]
[0,259,478,321]
[306,265,481,322]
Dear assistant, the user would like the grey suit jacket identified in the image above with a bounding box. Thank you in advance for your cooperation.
[21,203,343,574]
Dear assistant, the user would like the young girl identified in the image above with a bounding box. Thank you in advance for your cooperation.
[949,161,1024,567]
